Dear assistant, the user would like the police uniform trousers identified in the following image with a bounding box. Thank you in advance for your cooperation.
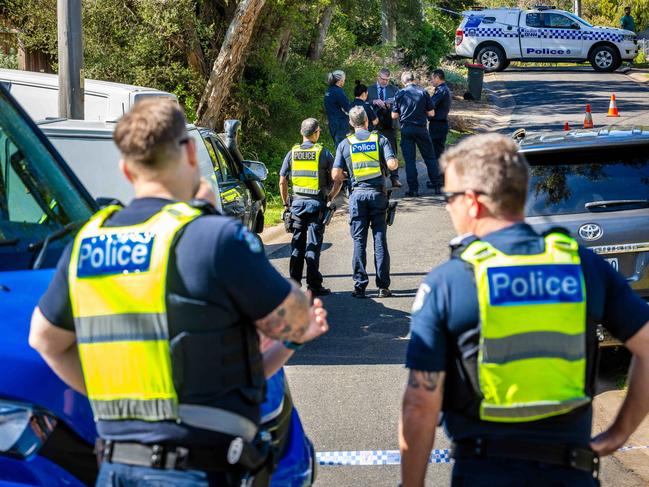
[451,457,599,487]
[428,119,449,161]
[349,188,390,291]
[289,201,325,288]
[378,127,400,181]
[400,124,440,193]
[329,120,349,149]
[96,461,240,487]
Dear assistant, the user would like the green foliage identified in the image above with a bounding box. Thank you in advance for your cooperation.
[398,20,449,68]
[0,48,18,69]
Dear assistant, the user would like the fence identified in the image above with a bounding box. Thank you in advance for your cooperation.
[639,38,649,58]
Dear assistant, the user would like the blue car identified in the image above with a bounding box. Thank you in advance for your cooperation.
[0,83,315,486]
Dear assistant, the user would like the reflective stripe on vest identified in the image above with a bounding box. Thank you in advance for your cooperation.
[460,233,589,423]
[68,202,202,422]
[348,133,382,182]
[291,144,322,196]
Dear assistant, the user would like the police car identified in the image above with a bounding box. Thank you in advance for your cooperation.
[455,6,639,72]
[520,126,649,345]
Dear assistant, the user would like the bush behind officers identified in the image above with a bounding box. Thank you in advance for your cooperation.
[391,71,440,197]
[279,118,341,296]
[399,134,649,487]
[332,106,399,298]
[29,99,329,487]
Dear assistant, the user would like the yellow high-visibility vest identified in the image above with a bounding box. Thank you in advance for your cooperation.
[460,232,589,423]
[291,144,322,196]
[347,133,382,182]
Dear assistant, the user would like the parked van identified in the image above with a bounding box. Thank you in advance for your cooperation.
[0,68,177,121]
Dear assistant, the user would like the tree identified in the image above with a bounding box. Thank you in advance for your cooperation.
[306,1,334,60]
[381,0,397,43]
[196,0,266,130]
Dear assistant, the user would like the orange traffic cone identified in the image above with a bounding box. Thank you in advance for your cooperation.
[563,121,571,131]
[583,104,594,129]
[607,94,620,117]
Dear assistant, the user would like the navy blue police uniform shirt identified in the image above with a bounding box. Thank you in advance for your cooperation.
[38,197,292,446]
[407,222,649,446]
[324,85,350,127]
[392,84,434,127]
[280,141,334,216]
[350,98,379,128]
[429,82,451,122]
[333,129,395,189]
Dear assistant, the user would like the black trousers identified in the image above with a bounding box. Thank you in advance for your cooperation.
[289,211,324,288]
[429,120,449,161]
[379,127,399,180]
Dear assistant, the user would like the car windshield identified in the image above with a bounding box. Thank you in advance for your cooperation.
[525,146,649,217]
[564,12,593,28]
[0,89,94,271]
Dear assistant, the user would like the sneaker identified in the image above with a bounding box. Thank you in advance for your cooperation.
[351,288,366,298]
[377,288,392,298]
[404,191,419,198]
[391,178,403,188]
[308,286,331,297]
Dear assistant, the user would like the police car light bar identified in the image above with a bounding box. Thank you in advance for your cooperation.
[534,5,557,10]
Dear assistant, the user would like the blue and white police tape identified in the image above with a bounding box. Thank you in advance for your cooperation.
[316,445,649,466]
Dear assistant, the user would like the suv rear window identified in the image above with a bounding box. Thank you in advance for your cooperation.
[525,146,649,217]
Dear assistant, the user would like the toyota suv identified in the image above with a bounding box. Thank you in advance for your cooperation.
[520,126,649,345]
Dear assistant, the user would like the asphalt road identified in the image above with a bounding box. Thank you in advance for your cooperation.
[491,66,649,134]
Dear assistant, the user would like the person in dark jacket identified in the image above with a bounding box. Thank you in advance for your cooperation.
[324,70,351,148]
[428,69,452,161]
[350,81,379,130]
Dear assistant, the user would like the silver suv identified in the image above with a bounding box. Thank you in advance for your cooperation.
[520,127,649,345]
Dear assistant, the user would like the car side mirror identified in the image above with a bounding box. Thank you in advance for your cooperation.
[96,197,124,208]
[242,160,268,182]
[571,22,580,29]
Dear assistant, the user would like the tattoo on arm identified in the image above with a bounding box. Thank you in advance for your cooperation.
[407,370,442,393]
[255,285,309,341]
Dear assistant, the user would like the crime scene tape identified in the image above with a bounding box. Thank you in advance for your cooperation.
[316,445,649,466]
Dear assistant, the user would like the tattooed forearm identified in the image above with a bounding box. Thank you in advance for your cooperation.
[407,370,442,393]
[255,284,310,341]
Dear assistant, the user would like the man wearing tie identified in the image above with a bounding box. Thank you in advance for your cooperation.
[367,67,401,188]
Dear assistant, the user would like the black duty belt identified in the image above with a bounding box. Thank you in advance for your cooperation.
[451,438,600,477]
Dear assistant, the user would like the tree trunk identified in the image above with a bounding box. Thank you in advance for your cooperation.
[573,0,582,17]
[276,25,291,64]
[381,0,397,44]
[306,3,334,61]
[196,0,266,130]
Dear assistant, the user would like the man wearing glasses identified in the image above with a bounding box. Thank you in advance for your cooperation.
[279,118,341,296]
[400,133,649,486]
[367,67,401,188]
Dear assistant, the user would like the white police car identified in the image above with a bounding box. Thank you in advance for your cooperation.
[455,6,638,72]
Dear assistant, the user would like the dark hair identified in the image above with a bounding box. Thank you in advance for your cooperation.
[432,69,446,81]
[354,80,368,98]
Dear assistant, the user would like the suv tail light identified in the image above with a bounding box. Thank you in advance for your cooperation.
[0,400,57,459]
[455,29,464,46]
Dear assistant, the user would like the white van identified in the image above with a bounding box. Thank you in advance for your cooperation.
[0,68,177,121]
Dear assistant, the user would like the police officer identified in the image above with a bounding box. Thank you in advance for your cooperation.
[332,106,399,298]
[368,67,402,188]
[399,134,649,487]
[29,99,329,487]
[391,71,440,197]
[324,70,351,148]
[351,81,379,130]
[279,118,341,296]
[427,69,452,161]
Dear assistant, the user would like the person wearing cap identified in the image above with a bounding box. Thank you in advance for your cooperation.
[279,118,341,296]
[324,70,351,148]
[392,71,440,197]
[399,133,649,487]
[332,106,399,298]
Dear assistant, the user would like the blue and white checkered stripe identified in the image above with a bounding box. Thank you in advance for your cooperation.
[316,449,451,466]
[316,445,649,466]
[464,27,623,43]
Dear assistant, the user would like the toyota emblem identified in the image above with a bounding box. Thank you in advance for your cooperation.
[578,223,603,241]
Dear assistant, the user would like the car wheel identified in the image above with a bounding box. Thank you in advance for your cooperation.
[589,45,621,72]
[501,59,511,70]
[254,210,264,234]
[476,45,506,72]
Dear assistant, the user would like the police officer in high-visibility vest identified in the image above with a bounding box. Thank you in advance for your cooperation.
[399,134,649,487]
[332,106,399,298]
[29,99,329,487]
[279,118,341,296]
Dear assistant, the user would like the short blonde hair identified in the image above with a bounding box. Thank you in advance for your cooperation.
[440,134,529,217]
[349,106,368,128]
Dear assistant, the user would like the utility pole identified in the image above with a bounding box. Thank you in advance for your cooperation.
[573,0,582,18]
[57,0,84,119]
